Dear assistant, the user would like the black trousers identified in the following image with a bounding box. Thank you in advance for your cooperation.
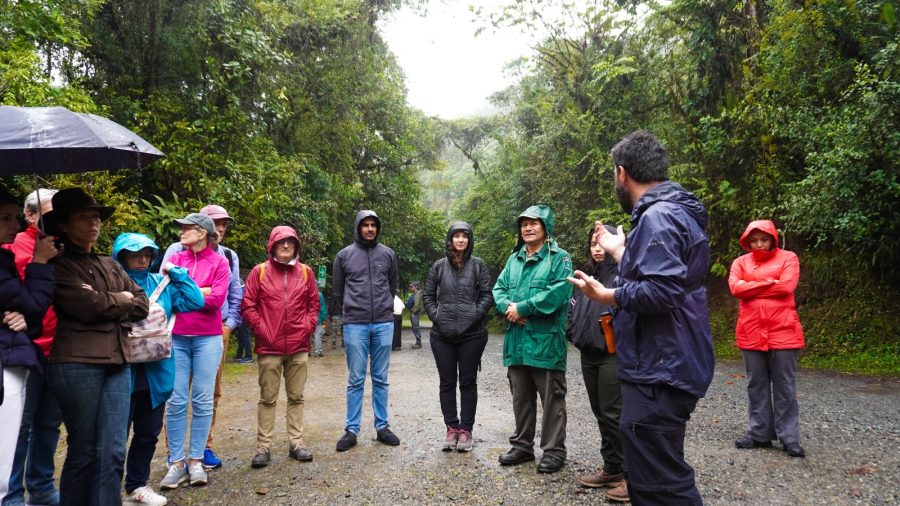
[235,323,253,359]
[124,388,165,493]
[430,335,488,430]
[620,381,703,505]
[581,352,623,474]
[392,315,402,348]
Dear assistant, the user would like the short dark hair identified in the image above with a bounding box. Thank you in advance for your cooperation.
[611,130,669,183]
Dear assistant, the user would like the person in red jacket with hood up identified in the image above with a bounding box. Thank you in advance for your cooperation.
[729,220,806,458]
[242,226,319,469]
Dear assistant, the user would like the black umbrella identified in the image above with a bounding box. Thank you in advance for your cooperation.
[0,105,164,175]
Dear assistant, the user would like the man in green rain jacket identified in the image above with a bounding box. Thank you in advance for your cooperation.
[493,205,573,474]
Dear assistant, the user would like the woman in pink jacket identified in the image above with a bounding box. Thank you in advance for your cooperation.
[160,213,231,490]
[728,220,806,458]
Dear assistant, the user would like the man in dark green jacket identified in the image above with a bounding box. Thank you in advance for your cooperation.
[492,205,573,474]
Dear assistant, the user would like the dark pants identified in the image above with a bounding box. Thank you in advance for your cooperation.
[741,349,801,444]
[47,363,130,506]
[430,335,488,431]
[124,389,165,493]
[4,368,62,505]
[581,352,623,474]
[507,365,567,459]
[620,381,702,506]
[392,315,402,349]
[235,323,253,360]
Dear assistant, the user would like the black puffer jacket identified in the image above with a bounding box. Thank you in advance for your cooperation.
[567,225,618,354]
[423,222,493,343]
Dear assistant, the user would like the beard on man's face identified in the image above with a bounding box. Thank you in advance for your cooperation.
[615,180,633,213]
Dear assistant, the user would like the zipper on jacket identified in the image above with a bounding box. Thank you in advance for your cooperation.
[367,248,374,321]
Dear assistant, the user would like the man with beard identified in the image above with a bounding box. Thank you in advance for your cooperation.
[332,211,400,451]
[569,130,714,504]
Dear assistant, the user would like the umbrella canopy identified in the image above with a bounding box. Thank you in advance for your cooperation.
[0,105,164,175]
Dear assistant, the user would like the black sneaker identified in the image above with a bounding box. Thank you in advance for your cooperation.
[376,427,400,446]
[411,342,422,349]
[783,442,806,458]
[336,431,357,452]
[735,436,773,449]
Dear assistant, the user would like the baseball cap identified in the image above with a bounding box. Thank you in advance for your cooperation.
[200,204,233,222]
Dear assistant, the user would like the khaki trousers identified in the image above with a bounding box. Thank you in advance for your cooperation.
[206,325,231,448]
[257,352,308,449]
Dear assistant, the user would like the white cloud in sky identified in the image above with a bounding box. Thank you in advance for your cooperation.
[378,1,539,119]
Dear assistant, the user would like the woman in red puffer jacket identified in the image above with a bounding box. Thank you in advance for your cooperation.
[728,220,806,458]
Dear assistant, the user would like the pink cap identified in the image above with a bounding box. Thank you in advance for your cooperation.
[200,204,233,222]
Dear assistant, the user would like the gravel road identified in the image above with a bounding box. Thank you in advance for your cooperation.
[155,329,899,505]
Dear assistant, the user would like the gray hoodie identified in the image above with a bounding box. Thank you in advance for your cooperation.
[332,210,399,324]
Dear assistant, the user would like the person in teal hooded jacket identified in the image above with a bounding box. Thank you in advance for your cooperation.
[493,205,573,474]
[112,233,204,505]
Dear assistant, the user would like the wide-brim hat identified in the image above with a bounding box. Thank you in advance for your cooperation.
[173,212,217,239]
[41,188,115,236]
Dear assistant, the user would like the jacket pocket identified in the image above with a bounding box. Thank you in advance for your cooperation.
[66,321,118,359]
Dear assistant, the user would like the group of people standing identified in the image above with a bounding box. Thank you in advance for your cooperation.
[0,130,808,506]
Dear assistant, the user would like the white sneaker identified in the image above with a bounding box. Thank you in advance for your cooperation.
[123,485,168,505]
[188,461,208,486]
[159,463,187,490]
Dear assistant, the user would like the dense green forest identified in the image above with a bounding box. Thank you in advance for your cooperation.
[2,0,898,374]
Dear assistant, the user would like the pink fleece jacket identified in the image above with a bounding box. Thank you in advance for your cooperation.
[170,246,230,336]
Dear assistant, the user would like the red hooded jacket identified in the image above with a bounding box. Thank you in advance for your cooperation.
[242,226,319,355]
[728,220,805,350]
[3,225,57,357]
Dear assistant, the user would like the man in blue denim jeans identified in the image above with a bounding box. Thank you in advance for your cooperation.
[332,210,400,451]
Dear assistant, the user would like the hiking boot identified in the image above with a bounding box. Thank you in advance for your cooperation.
[784,442,806,458]
[187,462,207,486]
[123,485,168,506]
[442,427,459,451]
[376,427,400,446]
[456,429,474,452]
[411,342,422,349]
[537,454,565,473]
[606,480,630,502]
[336,431,358,452]
[735,436,773,449]
[251,447,271,468]
[289,444,313,462]
[498,448,534,466]
[159,463,187,490]
[577,469,625,488]
[201,448,222,469]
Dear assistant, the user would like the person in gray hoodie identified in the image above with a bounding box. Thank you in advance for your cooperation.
[332,211,400,452]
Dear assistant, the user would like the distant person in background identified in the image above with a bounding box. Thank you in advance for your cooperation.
[3,188,62,506]
[327,294,343,350]
[407,283,423,349]
[392,295,404,351]
[423,222,493,452]
[312,289,327,357]
[569,225,627,502]
[0,187,56,504]
[729,220,806,458]
[234,322,253,363]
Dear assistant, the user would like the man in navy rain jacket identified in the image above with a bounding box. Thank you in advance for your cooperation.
[569,130,714,505]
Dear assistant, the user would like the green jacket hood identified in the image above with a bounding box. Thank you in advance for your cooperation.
[515,205,554,251]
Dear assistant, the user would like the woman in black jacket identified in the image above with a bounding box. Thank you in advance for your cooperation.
[423,222,493,452]
[569,225,628,501]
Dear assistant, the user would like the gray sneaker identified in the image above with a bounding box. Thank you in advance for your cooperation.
[159,463,187,490]
[188,462,207,486]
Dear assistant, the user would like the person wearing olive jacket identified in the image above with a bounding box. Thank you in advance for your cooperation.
[492,205,573,474]
[423,222,493,453]
[42,188,150,506]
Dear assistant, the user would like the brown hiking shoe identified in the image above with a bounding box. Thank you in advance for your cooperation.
[606,481,630,502]
[577,469,625,488]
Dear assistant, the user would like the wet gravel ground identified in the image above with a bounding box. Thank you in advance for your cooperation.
[156,330,899,505]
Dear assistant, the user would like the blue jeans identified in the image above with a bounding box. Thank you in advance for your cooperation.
[46,363,131,506]
[410,312,422,342]
[166,335,223,463]
[3,368,61,506]
[343,322,393,434]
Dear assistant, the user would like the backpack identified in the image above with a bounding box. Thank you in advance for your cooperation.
[125,276,176,363]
